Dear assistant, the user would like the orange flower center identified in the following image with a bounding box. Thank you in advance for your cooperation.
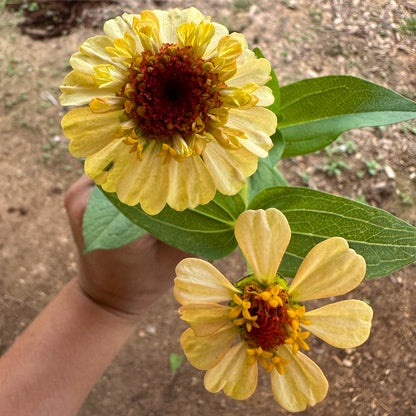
[122,44,224,141]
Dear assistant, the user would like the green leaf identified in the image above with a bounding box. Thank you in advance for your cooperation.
[169,353,184,373]
[253,47,280,113]
[101,189,247,259]
[267,128,285,166]
[247,162,288,203]
[249,186,416,279]
[83,187,146,253]
[279,75,416,157]
[247,130,287,202]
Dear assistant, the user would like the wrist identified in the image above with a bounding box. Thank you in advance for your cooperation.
[72,278,140,326]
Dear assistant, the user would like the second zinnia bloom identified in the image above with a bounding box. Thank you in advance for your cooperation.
[174,208,373,412]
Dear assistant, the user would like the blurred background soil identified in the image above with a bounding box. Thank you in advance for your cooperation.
[0,0,415,415]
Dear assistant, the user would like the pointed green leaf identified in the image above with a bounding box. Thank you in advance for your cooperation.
[101,189,247,259]
[279,76,416,157]
[249,186,416,279]
[83,186,146,252]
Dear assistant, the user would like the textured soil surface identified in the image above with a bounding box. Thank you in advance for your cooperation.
[1,0,415,415]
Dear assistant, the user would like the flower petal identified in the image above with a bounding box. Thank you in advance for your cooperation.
[234,209,291,285]
[229,33,250,64]
[228,105,276,136]
[289,237,366,302]
[152,7,205,44]
[62,108,125,157]
[115,142,169,213]
[226,107,276,157]
[60,71,120,106]
[304,299,373,348]
[70,35,117,74]
[253,86,275,107]
[150,9,179,44]
[174,258,240,305]
[181,325,238,370]
[103,13,138,40]
[167,155,216,211]
[202,141,258,195]
[227,58,272,88]
[84,138,131,186]
[177,21,215,58]
[179,303,232,336]
[204,341,258,400]
[204,22,230,58]
[271,345,328,412]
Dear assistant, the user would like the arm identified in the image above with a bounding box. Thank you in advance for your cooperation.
[0,175,188,416]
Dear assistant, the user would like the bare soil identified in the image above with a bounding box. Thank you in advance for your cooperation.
[0,0,415,415]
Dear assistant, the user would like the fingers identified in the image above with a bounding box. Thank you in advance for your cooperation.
[64,174,95,250]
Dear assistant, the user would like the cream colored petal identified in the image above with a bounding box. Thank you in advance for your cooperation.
[230,33,248,54]
[227,58,271,88]
[181,325,238,370]
[103,13,138,40]
[230,34,256,67]
[174,258,240,305]
[289,237,366,302]
[115,142,169,213]
[60,71,121,106]
[236,49,256,66]
[204,22,230,58]
[202,141,258,195]
[151,9,179,44]
[253,86,275,107]
[166,155,216,211]
[91,63,126,89]
[303,300,373,348]
[62,108,125,157]
[235,209,291,285]
[230,128,271,159]
[152,7,205,44]
[179,303,233,336]
[70,36,116,75]
[271,345,328,412]
[84,138,132,189]
[101,153,134,193]
[227,107,277,157]
[204,341,258,400]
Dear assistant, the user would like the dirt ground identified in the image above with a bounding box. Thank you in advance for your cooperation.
[1,0,415,415]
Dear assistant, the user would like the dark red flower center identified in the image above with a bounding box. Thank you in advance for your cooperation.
[246,296,291,350]
[123,44,223,141]
[241,286,291,350]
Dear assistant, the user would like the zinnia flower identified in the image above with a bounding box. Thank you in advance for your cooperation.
[60,7,277,214]
[174,208,373,412]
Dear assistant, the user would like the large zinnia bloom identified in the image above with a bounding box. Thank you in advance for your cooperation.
[60,7,277,214]
[174,208,373,412]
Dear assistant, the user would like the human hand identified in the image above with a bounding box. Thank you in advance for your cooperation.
[64,175,190,318]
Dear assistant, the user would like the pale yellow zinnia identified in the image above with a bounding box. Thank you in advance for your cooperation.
[174,208,373,412]
[60,7,277,214]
